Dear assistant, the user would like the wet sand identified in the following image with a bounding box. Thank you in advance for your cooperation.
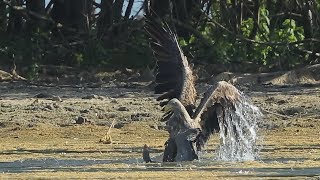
[0,81,319,179]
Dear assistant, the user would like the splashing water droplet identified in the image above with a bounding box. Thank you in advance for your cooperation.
[216,93,263,162]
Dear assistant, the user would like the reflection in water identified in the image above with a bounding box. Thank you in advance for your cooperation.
[0,157,319,177]
[217,93,263,161]
[0,158,111,173]
[0,158,142,173]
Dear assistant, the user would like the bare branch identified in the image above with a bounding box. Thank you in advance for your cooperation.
[45,0,54,14]
[3,0,54,23]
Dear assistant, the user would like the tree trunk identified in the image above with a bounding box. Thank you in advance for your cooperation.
[113,0,124,22]
[249,0,260,40]
[148,0,171,19]
[173,0,188,21]
[301,0,316,64]
[231,0,241,34]
[0,1,6,32]
[67,0,90,32]
[302,0,313,39]
[220,0,232,31]
[97,0,113,38]
[172,0,191,38]
[26,0,46,31]
[205,0,213,15]
[124,0,134,19]
[246,0,260,64]
[51,0,91,33]
[7,0,24,34]
[87,0,94,27]
[50,0,68,25]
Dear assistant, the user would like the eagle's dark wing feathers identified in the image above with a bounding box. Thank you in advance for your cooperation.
[145,16,197,114]
[192,81,241,149]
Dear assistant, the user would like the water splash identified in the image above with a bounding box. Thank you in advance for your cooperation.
[216,93,263,161]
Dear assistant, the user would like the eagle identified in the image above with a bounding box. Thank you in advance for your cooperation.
[145,16,260,162]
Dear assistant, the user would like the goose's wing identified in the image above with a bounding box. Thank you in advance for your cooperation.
[145,16,197,114]
[192,81,241,149]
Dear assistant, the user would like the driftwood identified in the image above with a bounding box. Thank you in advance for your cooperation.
[0,70,27,82]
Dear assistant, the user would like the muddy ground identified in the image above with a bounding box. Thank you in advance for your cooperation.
[0,69,320,179]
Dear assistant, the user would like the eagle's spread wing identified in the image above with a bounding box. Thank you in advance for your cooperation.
[145,17,197,114]
[192,81,241,149]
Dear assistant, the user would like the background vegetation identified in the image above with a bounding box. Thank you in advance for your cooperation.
[0,0,319,77]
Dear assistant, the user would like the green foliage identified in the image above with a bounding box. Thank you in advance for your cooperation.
[0,0,319,74]
[183,4,311,71]
[74,52,84,66]
[0,28,48,72]
[26,63,39,80]
[273,19,304,43]
[241,18,254,37]
[83,39,111,66]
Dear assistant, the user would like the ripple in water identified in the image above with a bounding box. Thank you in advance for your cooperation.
[216,93,263,161]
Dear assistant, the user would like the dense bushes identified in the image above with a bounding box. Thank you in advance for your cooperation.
[0,0,319,77]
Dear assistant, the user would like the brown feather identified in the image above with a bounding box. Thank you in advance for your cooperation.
[192,81,241,149]
[193,81,240,120]
[145,15,197,110]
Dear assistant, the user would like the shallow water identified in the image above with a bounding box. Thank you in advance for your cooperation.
[1,145,320,178]
[0,133,319,178]
[1,158,319,178]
